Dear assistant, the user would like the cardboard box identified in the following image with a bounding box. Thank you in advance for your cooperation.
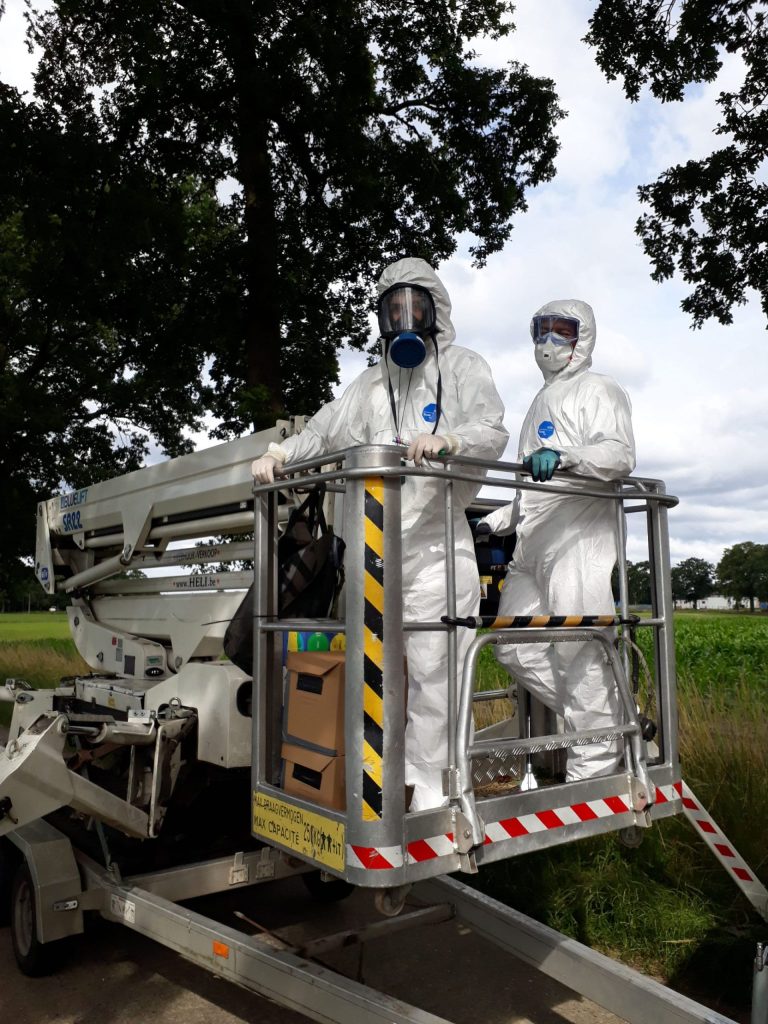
[282,742,346,810]
[284,651,345,755]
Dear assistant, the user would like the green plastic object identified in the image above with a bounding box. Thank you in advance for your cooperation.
[307,631,330,652]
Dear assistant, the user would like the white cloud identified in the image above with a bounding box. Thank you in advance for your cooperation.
[473,1,637,190]
[0,0,43,93]
[337,0,768,567]
[641,49,747,175]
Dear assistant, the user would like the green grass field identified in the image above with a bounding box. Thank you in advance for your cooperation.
[0,611,74,642]
[1,608,766,1012]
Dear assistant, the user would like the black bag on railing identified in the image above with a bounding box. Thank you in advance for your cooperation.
[223,487,345,675]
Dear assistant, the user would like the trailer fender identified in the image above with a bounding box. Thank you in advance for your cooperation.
[8,819,85,942]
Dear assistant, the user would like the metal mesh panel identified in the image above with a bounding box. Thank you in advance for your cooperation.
[472,751,523,792]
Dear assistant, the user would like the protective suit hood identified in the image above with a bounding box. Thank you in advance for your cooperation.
[377,258,456,351]
[270,262,507,810]
[533,299,595,382]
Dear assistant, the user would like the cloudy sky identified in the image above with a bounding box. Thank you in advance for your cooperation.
[338,1,767,569]
[3,0,766,567]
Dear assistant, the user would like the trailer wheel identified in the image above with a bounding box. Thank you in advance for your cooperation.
[618,825,644,849]
[0,839,19,927]
[301,870,354,903]
[10,862,57,976]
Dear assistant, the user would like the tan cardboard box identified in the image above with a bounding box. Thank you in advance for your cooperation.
[284,650,345,755]
[281,741,346,810]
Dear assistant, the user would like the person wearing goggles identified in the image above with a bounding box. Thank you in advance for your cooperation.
[530,313,580,386]
[531,314,579,344]
[252,257,508,810]
[476,298,636,782]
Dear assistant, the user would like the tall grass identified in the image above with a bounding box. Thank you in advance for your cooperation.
[640,613,768,889]
[0,634,90,728]
[678,681,768,885]
[474,611,768,1013]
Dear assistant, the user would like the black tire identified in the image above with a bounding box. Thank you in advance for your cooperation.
[301,870,355,903]
[10,862,57,976]
[0,839,19,927]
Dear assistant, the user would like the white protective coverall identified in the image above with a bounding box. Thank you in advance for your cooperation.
[261,258,508,810]
[482,299,635,780]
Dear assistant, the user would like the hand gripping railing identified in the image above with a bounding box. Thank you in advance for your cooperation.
[452,619,654,847]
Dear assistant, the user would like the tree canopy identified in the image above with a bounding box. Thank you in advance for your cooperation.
[626,560,652,606]
[0,0,564,597]
[586,0,768,327]
[611,559,652,605]
[716,541,768,611]
[671,556,715,609]
[26,0,563,428]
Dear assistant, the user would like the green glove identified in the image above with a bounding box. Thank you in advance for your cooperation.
[523,448,561,482]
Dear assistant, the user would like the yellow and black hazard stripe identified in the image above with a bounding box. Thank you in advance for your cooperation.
[362,478,385,821]
[441,614,621,629]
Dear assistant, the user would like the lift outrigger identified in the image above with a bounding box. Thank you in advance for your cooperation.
[0,427,765,1023]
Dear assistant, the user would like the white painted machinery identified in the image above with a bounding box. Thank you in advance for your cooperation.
[0,434,765,1024]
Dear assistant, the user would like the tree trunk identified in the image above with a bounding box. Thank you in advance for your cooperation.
[239,117,284,428]
[228,17,284,430]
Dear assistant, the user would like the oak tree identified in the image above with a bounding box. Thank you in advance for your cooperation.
[670,556,715,609]
[1,0,564,591]
[716,541,768,611]
[29,0,564,428]
[586,0,768,327]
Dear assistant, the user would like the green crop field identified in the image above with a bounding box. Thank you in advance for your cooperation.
[653,610,768,693]
[1,608,766,1013]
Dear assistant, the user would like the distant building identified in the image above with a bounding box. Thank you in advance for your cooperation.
[674,594,736,611]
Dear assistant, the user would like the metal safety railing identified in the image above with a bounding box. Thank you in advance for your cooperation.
[249,444,680,875]
[455,626,653,845]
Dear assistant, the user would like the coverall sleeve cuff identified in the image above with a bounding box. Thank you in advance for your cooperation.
[266,442,288,463]
[442,433,460,455]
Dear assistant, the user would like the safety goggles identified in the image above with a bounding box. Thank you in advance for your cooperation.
[377,284,436,338]
[531,314,580,346]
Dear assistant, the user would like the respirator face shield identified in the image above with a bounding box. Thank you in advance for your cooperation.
[378,284,437,368]
[530,314,580,347]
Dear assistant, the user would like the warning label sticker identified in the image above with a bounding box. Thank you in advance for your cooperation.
[252,792,345,872]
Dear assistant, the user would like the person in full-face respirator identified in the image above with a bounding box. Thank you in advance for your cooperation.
[478,299,636,781]
[252,257,508,810]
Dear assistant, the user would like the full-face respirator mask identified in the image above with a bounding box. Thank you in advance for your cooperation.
[377,284,437,368]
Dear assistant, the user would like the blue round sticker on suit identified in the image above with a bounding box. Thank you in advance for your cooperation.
[422,403,438,423]
[538,420,555,440]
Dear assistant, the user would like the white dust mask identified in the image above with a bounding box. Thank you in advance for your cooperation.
[535,337,574,378]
